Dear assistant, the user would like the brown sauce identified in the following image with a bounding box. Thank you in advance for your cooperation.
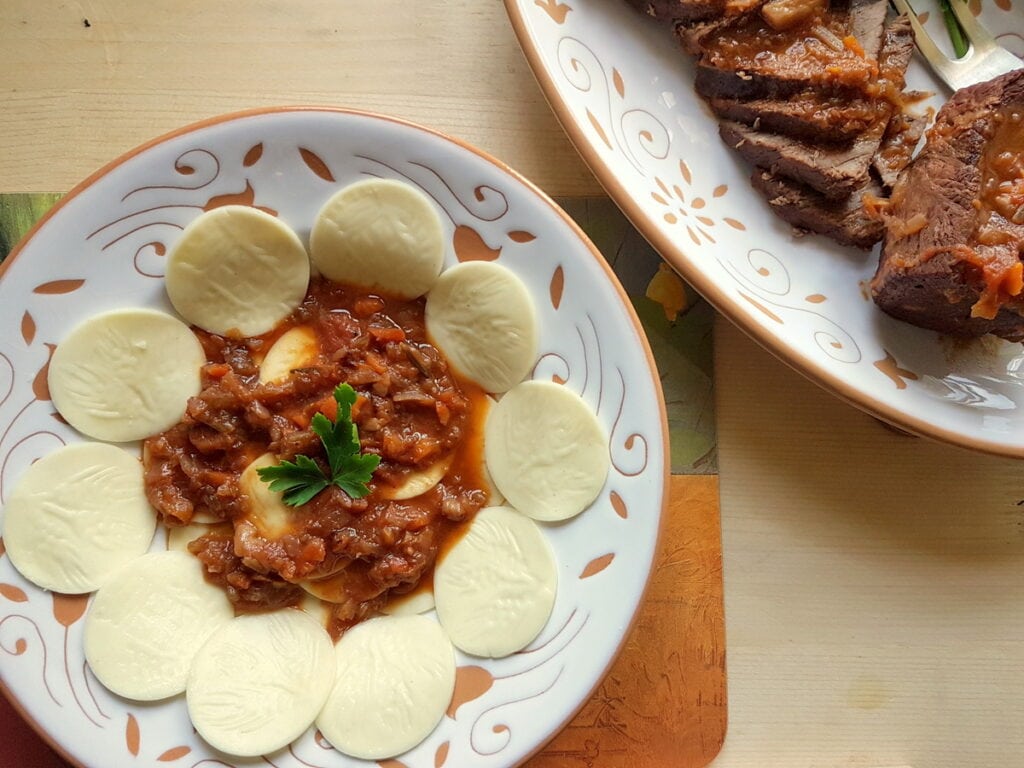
[702,11,878,88]
[978,108,1024,228]
[142,277,489,637]
[875,112,921,178]
[950,107,1024,318]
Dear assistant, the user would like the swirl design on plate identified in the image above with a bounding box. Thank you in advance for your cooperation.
[533,345,571,384]
[355,155,511,223]
[553,315,650,477]
[470,670,564,756]
[0,353,13,414]
[467,610,588,757]
[0,302,62,499]
[89,148,279,278]
[718,248,863,364]
[609,368,649,477]
[621,108,671,164]
[89,151,211,276]
[410,161,510,223]
[121,149,222,201]
[535,310,648,491]
[133,241,168,278]
[87,203,199,250]
[555,37,669,175]
[0,613,58,705]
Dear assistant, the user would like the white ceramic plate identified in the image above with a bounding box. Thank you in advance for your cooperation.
[0,108,667,768]
[506,0,1024,457]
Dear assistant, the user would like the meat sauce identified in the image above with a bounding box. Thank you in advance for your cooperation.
[961,107,1024,318]
[701,9,879,89]
[977,108,1024,229]
[143,278,489,636]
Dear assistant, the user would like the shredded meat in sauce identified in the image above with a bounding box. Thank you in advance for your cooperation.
[143,278,488,636]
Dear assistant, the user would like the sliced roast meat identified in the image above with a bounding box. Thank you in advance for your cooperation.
[678,16,735,54]
[707,92,880,143]
[872,249,1024,340]
[751,169,884,248]
[844,0,888,61]
[689,0,888,101]
[715,15,914,199]
[870,104,929,190]
[745,91,924,250]
[626,0,934,257]
[704,17,914,144]
[871,69,1024,340]
[720,118,888,198]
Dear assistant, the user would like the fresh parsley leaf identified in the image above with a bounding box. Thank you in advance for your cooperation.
[282,478,330,507]
[333,452,382,499]
[310,413,344,477]
[259,454,323,491]
[256,383,381,506]
[257,455,331,506]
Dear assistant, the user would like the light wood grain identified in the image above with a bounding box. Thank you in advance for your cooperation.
[0,0,600,197]
[529,475,726,768]
[714,317,1024,768]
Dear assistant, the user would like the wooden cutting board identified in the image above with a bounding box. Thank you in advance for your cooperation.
[527,474,726,767]
[0,195,727,768]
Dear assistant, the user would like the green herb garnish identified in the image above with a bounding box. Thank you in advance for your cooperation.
[939,0,969,59]
[256,383,380,506]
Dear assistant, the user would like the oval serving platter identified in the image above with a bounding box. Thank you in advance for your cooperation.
[0,108,667,768]
[505,0,1024,457]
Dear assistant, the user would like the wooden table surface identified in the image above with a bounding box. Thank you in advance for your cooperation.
[4,2,1024,767]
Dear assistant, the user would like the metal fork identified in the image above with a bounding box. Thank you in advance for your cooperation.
[889,0,1022,90]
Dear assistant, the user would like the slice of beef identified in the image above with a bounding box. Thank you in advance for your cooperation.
[690,0,888,101]
[871,69,1024,340]
[702,18,914,143]
[745,97,923,249]
[873,250,1024,340]
[702,25,916,143]
[751,169,884,248]
[714,16,914,198]
[720,117,888,198]
[707,92,881,143]
[680,0,866,53]
[678,16,735,55]
[870,103,929,190]
[844,0,887,61]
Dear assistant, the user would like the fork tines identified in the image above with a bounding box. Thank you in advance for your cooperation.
[888,0,1021,90]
